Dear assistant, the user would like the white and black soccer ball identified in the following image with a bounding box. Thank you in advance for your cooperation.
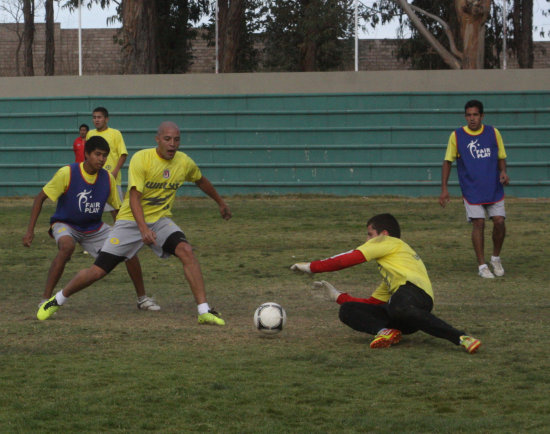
[254,302,287,334]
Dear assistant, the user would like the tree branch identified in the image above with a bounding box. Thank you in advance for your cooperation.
[410,4,463,60]
[393,0,461,69]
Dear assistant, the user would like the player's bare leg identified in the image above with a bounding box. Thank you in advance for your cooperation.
[174,241,224,325]
[124,255,146,298]
[125,255,161,310]
[63,265,107,297]
[471,218,485,265]
[491,216,506,257]
[175,242,207,304]
[472,218,495,278]
[490,216,506,276]
[37,265,107,320]
[43,235,76,299]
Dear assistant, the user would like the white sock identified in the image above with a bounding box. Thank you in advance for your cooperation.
[55,291,68,306]
[478,264,488,271]
[491,256,500,262]
[197,302,210,315]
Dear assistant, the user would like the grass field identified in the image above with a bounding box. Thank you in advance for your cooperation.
[1,195,549,433]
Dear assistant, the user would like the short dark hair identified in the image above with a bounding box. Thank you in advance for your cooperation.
[85,136,110,155]
[79,123,89,131]
[464,100,484,115]
[92,107,109,117]
[367,213,401,238]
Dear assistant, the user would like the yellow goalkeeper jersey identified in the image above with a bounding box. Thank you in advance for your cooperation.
[356,235,433,302]
[117,148,202,223]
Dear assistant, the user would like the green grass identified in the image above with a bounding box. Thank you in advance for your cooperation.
[2,195,549,433]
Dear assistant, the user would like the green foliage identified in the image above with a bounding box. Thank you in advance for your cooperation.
[62,0,210,73]
[261,0,355,71]
[157,0,209,73]
[232,1,264,72]
[202,0,263,73]
[2,196,550,432]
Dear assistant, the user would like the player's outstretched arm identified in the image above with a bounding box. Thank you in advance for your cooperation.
[293,250,366,275]
[23,190,48,247]
[290,262,312,274]
[195,176,232,220]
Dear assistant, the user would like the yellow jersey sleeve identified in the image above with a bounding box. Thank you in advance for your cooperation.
[42,166,71,201]
[127,149,149,194]
[444,131,458,162]
[494,127,507,159]
[106,171,121,210]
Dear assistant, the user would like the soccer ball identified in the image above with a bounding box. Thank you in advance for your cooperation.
[254,302,287,334]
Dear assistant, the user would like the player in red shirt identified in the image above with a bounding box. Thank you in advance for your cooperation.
[72,124,89,163]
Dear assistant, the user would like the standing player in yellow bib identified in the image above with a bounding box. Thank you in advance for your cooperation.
[86,107,128,219]
[23,136,158,311]
[38,122,231,325]
[86,106,159,311]
[439,100,509,279]
[291,213,481,354]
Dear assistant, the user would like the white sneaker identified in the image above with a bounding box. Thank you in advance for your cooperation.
[478,266,495,279]
[490,258,505,277]
[312,280,342,302]
[137,296,161,311]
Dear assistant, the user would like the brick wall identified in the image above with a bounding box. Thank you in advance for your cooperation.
[0,22,548,76]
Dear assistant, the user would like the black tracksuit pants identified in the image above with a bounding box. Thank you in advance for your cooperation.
[338,282,464,345]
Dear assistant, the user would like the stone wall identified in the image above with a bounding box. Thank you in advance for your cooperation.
[0,22,548,76]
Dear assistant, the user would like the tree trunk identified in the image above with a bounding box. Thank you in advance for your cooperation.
[44,0,55,76]
[300,0,317,71]
[22,0,34,76]
[121,0,158,74]
[455,0,492,69]
[513,0,533,68]
[219,0,244,73]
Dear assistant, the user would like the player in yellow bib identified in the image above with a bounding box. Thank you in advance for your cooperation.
[87,107,127,188]
[24,136,159,312]
[87,107,128,220]
[38,122,231,326]
[291,213,481,354]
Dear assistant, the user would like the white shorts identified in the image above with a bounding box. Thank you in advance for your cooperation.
[50,222,112,258]
[104,185,124,212]
[463,199,506,222]
[100,218,185,259]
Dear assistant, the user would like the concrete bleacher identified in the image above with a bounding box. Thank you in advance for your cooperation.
[0,91,549,197]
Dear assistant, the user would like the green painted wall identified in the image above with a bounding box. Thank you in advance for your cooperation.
[0,72,549,197]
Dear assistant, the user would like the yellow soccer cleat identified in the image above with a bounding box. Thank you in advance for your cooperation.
[37,295,60,320]
[198,309,225,326]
